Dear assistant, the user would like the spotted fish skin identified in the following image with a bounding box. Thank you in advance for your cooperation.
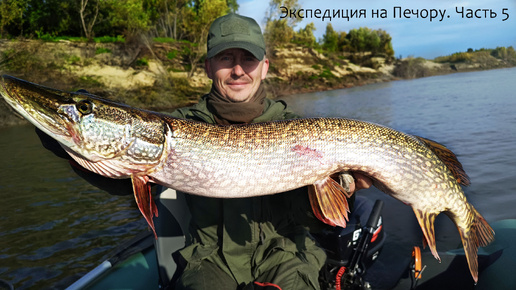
[0,75,494,282]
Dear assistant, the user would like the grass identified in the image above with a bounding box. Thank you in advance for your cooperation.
[78,76,102,87]
[36,34,125,43]
[167,51,177,60]
[319,67,335,79]
[153,37,176,43]
[135,57,149,67]
[66,55,81,65]
[95,47,112,55]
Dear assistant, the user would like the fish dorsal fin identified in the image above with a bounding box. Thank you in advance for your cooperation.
[131,175,159,238]
[308,176,353,228]
[415,136,470,186]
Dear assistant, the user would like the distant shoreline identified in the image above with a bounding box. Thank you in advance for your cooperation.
[1,40,514,127]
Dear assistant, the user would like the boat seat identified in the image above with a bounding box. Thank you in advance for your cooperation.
[153,186,191,287]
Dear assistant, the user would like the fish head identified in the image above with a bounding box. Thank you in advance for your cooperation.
[0,75,166,166]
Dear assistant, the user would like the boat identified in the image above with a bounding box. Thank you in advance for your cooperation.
[66,187,516,290]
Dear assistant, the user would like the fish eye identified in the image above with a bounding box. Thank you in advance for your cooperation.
[76,100,93,115]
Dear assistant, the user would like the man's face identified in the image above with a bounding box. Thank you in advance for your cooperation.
[205,48,269,102]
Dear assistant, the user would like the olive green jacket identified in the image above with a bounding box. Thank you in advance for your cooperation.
[169,95,326,286]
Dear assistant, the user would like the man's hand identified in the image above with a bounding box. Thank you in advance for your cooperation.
[339,172,372,193]
[350,172,373,192]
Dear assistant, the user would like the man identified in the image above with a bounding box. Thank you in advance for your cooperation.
[170,13,372,290]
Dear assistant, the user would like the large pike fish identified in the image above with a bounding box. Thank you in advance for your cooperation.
[0,75,494,282]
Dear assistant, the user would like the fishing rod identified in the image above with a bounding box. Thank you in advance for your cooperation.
[337,199,384,290]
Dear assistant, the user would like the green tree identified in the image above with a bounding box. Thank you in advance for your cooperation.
[376,29,393,57]
[151,0,189,39]
[0,0,28,36]
[264,0,300,47]
[180,0,228,76]
[264,19,293,47]
[491,46,508,59]
[345,27,368,53]
[106,0,152,37]
[343,27,393,56]
[226,0,239,13]
[79,0,100,39]
[294,22,316,47]
[264,0,301,28]
[322,23,338,52]
[25,0,77,37]
[508,46,516,63]
[337,31,347,51]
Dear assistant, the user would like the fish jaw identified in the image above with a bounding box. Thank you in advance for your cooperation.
[0,75,78,148]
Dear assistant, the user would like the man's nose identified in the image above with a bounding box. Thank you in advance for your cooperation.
[231,63,245,76]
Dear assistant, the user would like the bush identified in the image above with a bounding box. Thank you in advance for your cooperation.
[392,57,431,79]
[435,52,472,63]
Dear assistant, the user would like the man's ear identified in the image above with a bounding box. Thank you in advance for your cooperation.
[261,58,269,80]
[205,58,213,79]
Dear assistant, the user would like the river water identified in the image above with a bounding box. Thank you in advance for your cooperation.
[1,67,515,289]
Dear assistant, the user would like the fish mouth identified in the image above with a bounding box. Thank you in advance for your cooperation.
[0,75,76,147]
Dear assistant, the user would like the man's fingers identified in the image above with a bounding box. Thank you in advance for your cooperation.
[353,172,373,191]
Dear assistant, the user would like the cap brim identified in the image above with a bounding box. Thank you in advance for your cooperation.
[207,41,265,60]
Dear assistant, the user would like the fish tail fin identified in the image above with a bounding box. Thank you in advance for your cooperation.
[455,206,495,283]
[412,208,440,262]
[131,175,159,238]
[308,176,352,228]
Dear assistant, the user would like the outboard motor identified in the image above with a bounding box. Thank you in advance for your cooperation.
[316,199,385,290]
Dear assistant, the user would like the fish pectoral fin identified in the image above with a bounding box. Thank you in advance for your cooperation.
[415,136,470,186]
[413,208,440,262]
[308,176,352,228]
[131,175,159,238]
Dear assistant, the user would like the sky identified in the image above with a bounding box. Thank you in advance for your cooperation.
[237,0,516,59]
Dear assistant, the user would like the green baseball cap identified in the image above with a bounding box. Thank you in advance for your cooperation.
[207,13,266,60]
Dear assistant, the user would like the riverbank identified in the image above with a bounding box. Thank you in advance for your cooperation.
[0,39,514,126]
